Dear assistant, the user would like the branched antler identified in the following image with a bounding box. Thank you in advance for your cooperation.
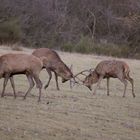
[73,68,94,78]
[70,68,94,88]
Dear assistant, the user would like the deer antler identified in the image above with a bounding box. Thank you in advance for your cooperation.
[73,68,94,78]
[71,68,94,88]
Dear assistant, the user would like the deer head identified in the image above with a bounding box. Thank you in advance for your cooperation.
[70,68,95,89]
[54,62,73,83]
[83,71,99,90]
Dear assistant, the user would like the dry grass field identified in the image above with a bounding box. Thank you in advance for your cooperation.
[0,46,140,140]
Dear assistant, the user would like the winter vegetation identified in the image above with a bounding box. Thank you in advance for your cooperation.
[0,0,140,58]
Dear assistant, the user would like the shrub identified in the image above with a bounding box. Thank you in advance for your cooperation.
[60,43,74,52]
[0,19,22,44]
[75,36,93,53]
[94,43,131,58]
[61,36,94,53]
[60,36,133,58]
[11,44,23,51]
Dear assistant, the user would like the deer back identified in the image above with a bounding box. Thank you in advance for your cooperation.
[33,48,73,80]
[0,54,43,74]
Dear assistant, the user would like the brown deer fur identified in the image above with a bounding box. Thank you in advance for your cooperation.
[32,48,73,90]
[83,60,135,97]
[0,53,43,101]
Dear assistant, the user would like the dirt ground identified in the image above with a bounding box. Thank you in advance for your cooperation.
[0,46,140,140]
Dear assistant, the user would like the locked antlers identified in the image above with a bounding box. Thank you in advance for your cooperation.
[70,68,94,88]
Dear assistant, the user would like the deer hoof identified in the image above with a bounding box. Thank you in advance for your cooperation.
[133,94,136,98]
[1,94,4,98]
[44,85,48,90]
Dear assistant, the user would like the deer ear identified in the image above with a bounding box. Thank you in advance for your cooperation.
[89,68,94,74]
[90,68,94,72]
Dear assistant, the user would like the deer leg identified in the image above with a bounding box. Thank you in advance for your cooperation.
[1,74,9,97]
[93,76,103,95]
[69,64,73,89]
[10,76,16,98]
[118,77,128,97]
[69,78,73,89]
[23,74,35,100]
[54,72,60,90]
[126,75,135,98]
[44,68,52,89]
[107,78,110,96]
[32,74,42,102]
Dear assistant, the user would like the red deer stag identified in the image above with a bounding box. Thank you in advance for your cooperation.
[0,53,43,102]
[32,48,73,90]
[82,60,135,97]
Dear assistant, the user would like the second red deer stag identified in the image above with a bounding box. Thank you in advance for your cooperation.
[32,48,73,90]
[83,60,135,97]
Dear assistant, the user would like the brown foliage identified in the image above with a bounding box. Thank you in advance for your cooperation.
[0,0,139,57]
